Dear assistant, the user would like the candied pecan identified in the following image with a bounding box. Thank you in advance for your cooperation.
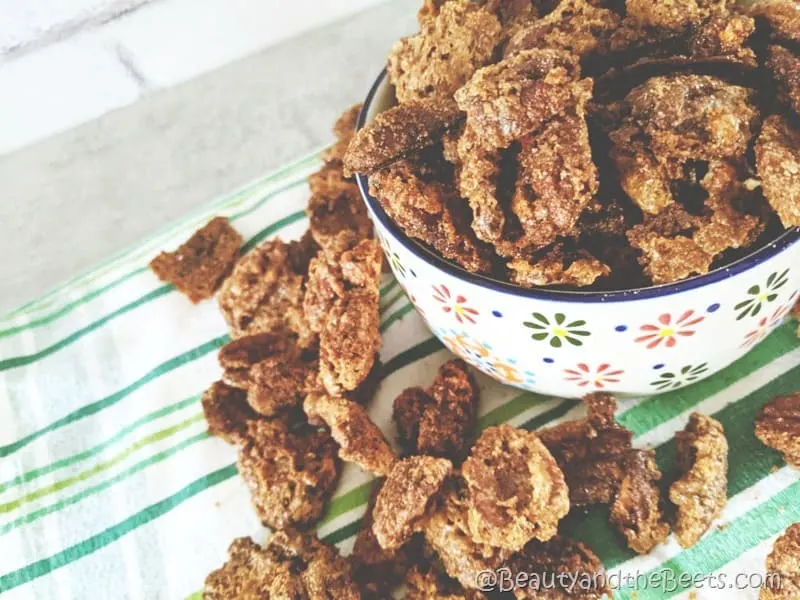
[767,45,800,116]
[508,243,610,288]
[461,425,570,552]
[625,0,701,31]
[304,238,383,394]
[367,154,495,273]
[755,393,800,468]
[454,48,584,149]
[200,381,257,446]
[755,114,800,228]
[344,96,465,176]
[388,0,503,103]
[609,449,670,553]
[538,392,634,507]
[762,523,800,600]
[405,564,486,600]
[237,419,339,529]
[669,413,728,548]
[150,216,242,303]
[373,455,453,551]
[392,358,480,459]
[218,332,317,416]
[746,0,800,44]
[307,162,372,250]
[352,479,413,598]
[204,529,360,599]
[323,103,363,166]
[505,536,611,600]
[511,88,598,251]
[303,394,397,477]
[424,480,511,589]
[218,234,317,344]
[504,0,621,60]
[688,10,756,65]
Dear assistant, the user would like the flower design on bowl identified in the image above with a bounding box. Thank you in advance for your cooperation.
[439,330,535,386]
[635,309,705,349]
[523,312,590,348]
[563,363,624,389]
[741,303,795,348]
[650,363,709,391]
[432,284,479,325]
[735,268,790,320]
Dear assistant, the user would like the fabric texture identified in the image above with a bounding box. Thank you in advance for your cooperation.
[0,147,798,600]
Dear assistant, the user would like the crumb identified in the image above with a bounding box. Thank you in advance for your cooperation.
[609,449,671,553]
[506,536,611,599]
[372,455,453,551]
[303,394,398,477]
[755,393,800,468]
[755,115,800,228]
[218,234,317,345]
[304,237,383,395]
[669,413,729,548]
[203,530,360,599]
[150,217,242,303]
[454,48,584,149]
[200,381,257,446]
[461,425,570,552]
[237,419,339,529]
[393,358,480,459]
[424,479,511,590]
[344,96,465,176]
[388,0,503,103]
[761,523,800,600]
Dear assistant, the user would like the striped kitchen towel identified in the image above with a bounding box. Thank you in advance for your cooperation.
[1,146,798,600]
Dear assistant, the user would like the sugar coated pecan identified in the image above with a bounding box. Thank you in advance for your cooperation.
[755,393,800,468]
[761,523,800,600]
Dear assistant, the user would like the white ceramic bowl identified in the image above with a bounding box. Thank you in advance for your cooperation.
[357,71,800,398]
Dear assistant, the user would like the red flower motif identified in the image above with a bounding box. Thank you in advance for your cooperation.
[741,303,794,348]
[635,310,704,349]
[564,363,624,389]
[432,284,478,325]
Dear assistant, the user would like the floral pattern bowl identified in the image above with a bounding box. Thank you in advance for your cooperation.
[356,71,800,398]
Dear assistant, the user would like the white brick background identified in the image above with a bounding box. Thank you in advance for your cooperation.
[0,0,389,156]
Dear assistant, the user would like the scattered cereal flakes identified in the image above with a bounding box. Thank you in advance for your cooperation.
[304,238,383,395]
[218,332,317,416]
[504,0,621,60]
[746,0,800,44]
[372,455,453,551]
[538,392,635,507]
[461,425,570,552]
[669,412,728,548]
[506,536,611,599]
[388,0,503,103]
[351,479,414,598]
[344,96,465,176]
[761,523,800,600]
[218,234,317,345]
[200,381,258,446]
[454,48,584,149]
[237,419,339,530]
[150,217,242,303]
[610,449,671,554]
[405,563,486,599]
[755,393,800,468]
[204,530,360,600]
[368,153,495,273]
[767,45,800,117]
[755,114,800,228]
[393,358,480,459]
[303,394,397,477]
[424,479,511,590]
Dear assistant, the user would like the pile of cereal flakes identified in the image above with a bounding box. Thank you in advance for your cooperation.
[345,0,800,289]
[143,1,800,597]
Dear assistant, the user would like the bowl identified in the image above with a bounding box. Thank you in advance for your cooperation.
[356,70,800,398]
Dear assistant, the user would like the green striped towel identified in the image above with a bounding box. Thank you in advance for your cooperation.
[1,147,798,600]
